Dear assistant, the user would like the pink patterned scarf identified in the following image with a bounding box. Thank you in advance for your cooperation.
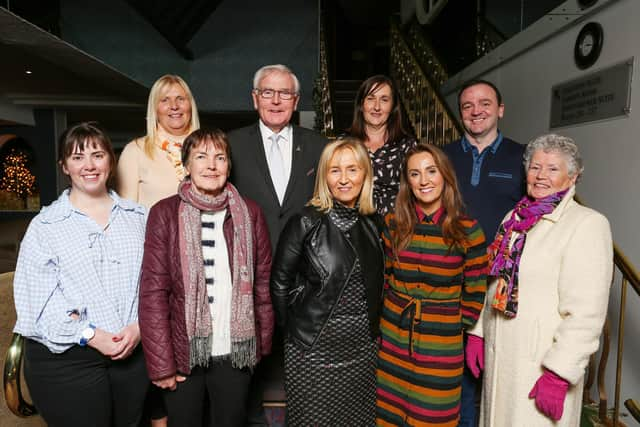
[489,189,568,317]
[178,179,257,369]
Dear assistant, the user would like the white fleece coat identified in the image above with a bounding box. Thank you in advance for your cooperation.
[469,186,613,427]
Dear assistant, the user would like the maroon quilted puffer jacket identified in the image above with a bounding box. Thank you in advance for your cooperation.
[139,194,274,381]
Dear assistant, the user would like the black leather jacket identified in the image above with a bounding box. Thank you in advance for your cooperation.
[270,206,385,351]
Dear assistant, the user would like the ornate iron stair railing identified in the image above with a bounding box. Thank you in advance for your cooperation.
[390,19,462,147]
[313,12,334,137]
[403,19,449,87]
[394,17,639,424]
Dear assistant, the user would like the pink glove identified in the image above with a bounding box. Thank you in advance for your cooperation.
[465,334,484,378]
[528,369,569,421]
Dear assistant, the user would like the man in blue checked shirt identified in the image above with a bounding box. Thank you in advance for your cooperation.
[443,79,525,427]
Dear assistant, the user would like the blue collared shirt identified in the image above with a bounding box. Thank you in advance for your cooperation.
[13,189,146,353]
[461,132,504,186]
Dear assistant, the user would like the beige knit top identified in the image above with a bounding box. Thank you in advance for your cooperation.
[116,137,183,209]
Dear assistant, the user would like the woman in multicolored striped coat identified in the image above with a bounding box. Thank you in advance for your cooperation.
[376,143,488,426]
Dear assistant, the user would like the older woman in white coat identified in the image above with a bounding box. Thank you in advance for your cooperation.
[465,134,613,426]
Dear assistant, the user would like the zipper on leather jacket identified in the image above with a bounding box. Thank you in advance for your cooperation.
[305,251,329,296]
[365,216,387,302]
[309,259,357,349]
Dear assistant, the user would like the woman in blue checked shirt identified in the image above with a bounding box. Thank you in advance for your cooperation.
[13,122,149,427]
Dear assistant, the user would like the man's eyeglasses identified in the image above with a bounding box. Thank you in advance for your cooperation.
[254,88,297,100]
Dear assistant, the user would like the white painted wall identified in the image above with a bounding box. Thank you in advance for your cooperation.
[442,0,640,422]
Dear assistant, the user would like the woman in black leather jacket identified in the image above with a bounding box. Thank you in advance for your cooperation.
[270,137,384,426]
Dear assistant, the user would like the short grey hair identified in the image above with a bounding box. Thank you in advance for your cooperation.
[523,133,584,178]
[252,64,300,94]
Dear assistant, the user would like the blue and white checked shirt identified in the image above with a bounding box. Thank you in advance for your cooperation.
[13,189,146,353]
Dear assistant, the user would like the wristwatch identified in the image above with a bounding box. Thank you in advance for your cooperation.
[79,323,96,346]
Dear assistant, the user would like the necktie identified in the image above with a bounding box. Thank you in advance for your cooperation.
[268,134,287,204]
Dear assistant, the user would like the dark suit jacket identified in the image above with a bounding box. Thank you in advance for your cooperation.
[228,123,327,252]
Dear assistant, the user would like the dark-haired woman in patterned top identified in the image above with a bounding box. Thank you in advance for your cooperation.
[348,75,417,216]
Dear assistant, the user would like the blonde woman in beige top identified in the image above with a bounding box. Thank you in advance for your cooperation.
[116,74,199,427]
[117,74,200,208]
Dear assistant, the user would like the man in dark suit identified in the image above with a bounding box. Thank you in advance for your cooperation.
[228,64,326,426]
[229,64,326,253]
[443,79,525,427]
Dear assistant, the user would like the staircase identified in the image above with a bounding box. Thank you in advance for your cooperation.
[390,17,640,425]
[389,19,461,147]
[331,79,361,134]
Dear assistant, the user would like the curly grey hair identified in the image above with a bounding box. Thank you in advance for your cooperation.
[523,134,584,179]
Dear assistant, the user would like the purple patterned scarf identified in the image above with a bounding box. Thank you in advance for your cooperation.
[489,189,568,317]
[178,179,257,369]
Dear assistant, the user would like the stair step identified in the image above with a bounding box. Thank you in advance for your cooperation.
[330,80,362,132]
[334,99,354,106]
[332,79,363,91]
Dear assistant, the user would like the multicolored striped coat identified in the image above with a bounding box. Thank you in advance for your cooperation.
[376,206,487,426]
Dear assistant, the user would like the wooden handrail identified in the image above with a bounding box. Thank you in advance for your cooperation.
[613,245,640,295]
[572,196,640,425]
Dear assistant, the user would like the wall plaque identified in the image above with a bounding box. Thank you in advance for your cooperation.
[550,59,633,128]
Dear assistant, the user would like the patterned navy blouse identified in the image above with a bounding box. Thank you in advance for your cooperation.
[368,136,417,216]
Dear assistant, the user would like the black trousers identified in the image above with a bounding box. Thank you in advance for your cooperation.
[163,359,251,427]
[24,339,149,427]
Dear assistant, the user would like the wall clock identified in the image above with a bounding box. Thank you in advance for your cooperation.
[574,22,604,70]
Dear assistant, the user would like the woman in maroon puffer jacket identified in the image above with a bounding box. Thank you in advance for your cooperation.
[138,128,274,427]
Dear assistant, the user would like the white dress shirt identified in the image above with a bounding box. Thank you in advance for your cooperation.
[259,120,292,202]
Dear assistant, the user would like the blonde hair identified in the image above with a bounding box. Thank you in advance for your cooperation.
[144,74,200,158]
[308,137,375,215]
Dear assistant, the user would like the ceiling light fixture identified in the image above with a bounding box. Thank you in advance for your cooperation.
[25,70,33,75]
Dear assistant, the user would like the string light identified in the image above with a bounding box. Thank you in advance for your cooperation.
[0,149,36,201]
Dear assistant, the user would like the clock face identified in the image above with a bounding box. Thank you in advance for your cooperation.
[580,34,594,56]
[574,22,604,69]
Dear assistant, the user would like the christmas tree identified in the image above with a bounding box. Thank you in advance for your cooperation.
[0,148,36,208]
